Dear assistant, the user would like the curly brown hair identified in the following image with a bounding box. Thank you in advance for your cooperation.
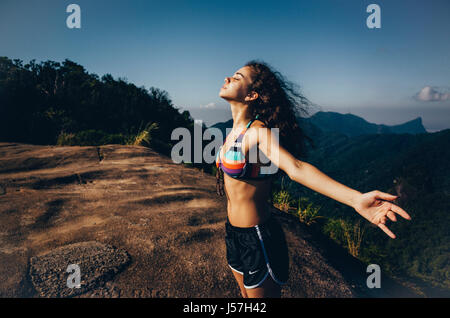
[216,59,315,196]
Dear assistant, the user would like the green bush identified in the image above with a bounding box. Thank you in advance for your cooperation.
[272,190,294,212]
[131,122,159,147]
[57,130,131,146]
[296,197,324,225]
[323,218,365,257]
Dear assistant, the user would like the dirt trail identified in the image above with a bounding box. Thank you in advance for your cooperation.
[0,142,419,298]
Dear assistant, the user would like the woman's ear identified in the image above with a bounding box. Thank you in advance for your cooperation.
[245,91,259,102]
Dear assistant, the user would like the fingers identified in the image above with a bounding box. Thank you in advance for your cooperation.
[390,204,412,220]
[386,211,397,222]
[375,190,398,202]
[374,191,412,220]
[378,223,396,239]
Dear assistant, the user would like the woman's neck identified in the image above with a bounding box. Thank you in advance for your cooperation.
[229,102,252,130]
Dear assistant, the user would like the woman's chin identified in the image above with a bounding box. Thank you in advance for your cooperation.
[219,95,232,102]
[219,89,237,101]
[219,91,228,99]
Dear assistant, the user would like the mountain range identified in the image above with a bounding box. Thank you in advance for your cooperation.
[210,111,428,138]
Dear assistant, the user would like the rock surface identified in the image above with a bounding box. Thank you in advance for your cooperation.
[29,241,130,297]
[0,142,419,298]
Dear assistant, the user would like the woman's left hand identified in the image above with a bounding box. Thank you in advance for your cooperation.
[353,190,411,239]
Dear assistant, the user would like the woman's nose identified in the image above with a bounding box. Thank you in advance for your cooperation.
[224,77,230,83]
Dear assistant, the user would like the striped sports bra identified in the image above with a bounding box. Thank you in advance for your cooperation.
[215,115,274,180]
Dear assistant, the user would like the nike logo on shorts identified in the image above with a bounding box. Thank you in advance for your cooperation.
[249,269,259,275]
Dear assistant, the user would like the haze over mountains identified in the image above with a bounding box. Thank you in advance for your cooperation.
[210,111,428,138]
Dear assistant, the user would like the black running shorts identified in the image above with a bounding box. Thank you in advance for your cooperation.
[225,214,289,289]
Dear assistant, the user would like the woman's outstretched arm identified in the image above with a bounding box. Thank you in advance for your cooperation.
[284,159,362,208]
[251,127,411,239]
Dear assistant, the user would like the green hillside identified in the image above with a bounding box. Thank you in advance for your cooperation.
[277,126,450,295]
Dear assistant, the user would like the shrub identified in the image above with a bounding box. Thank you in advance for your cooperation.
[324,218,365,257]
[296,196,324,225]
[272,190,294,212]
[131,122,159,147]
[57,130,130,146]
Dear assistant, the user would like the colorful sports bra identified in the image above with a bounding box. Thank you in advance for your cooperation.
[215,115,274,180]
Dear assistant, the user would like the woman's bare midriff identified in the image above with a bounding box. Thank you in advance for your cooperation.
[224,174,272,228]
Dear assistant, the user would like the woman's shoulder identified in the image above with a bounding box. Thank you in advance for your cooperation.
[251,119,267,128]
[245,120,270,143]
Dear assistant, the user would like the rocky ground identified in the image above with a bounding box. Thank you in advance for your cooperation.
[0,142,419,298]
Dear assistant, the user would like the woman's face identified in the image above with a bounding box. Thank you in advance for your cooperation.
[219,66,256,103]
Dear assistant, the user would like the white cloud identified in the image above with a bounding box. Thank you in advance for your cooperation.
[201,102,217,109]
[415,86,450,102]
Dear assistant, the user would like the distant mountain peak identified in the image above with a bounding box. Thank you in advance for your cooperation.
[307,111,427,137]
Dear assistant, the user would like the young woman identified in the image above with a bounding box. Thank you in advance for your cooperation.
[215,60,411,298]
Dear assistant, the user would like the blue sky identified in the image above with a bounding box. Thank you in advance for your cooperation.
[1,0,449,131]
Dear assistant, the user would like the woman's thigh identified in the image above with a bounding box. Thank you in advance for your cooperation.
[230,268,248,298]
[245,275,281,298]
